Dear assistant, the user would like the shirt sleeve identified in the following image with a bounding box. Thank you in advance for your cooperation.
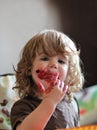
[10,99,36,130]
[73,96,80,126]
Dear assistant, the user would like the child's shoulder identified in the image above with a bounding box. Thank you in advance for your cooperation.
[72,96,80,114]
[12,95,42,111]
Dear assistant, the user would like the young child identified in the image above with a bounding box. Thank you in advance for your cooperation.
[11,29,84,130]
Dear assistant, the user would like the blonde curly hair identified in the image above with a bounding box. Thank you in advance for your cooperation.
[15,29,84,98]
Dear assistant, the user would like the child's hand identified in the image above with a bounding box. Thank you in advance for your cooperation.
[37,80,68,105]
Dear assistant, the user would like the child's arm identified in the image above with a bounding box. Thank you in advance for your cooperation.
[16,81,68,130]
[17,97,57,130]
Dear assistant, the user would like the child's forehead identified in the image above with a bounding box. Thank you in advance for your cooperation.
[36,45,71,56]
[33,34,77,57]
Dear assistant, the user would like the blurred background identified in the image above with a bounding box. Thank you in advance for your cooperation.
[0,0,97,88]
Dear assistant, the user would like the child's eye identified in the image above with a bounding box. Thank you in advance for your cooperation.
[58,59,65,64]
[40,57,49,61]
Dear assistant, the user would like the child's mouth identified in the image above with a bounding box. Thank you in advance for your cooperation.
[36,69,59,85]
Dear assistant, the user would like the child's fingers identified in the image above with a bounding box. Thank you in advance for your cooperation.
[45,87,52,93]
[59,80,64,89]
[63,85,68,93]
[36,82,45,93]
[45,80,60,93]
[58,80,68,93]
[36,80,68,94]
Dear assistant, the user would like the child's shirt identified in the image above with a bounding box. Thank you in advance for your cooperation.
[11,94,80,130]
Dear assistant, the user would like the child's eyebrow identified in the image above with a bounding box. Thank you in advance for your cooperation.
[38,52,45,55]
[40,53,46,55]
[38,53,48,57]
[59,55,69,61]
[58,54,67,58]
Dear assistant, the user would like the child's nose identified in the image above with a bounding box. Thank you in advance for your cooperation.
[49,62,58,69]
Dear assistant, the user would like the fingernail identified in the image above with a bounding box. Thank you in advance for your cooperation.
[63,85,68,92]
[65,85,68,91]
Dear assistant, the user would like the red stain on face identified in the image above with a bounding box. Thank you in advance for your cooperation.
[36,69,59,86]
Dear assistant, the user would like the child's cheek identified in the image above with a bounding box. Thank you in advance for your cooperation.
[59,71,67,81]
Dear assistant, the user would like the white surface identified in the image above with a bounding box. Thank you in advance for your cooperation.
[0,0,60,74]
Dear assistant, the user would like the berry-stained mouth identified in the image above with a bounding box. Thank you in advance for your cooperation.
[36,69,60,86]
[36,69,59,80]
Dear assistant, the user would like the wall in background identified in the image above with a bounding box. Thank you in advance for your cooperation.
[54,0,97,87]
[0,0,60,74]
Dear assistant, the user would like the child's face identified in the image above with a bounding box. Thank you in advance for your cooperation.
[31,53,69,89]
